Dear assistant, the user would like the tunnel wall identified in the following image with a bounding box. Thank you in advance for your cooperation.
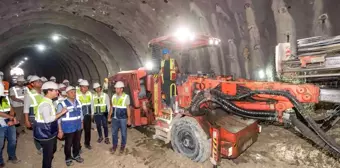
[0,0,339,81]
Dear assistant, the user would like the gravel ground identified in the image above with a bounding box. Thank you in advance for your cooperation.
[4,124,340,168]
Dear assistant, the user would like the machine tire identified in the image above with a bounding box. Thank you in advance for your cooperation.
[171,117,211,162]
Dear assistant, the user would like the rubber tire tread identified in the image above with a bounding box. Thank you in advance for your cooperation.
[171,117,211,162]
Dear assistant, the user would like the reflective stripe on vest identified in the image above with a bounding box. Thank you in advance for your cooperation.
[36,98,56,123]
[77,91,92,105]
[60,100,82,121]
[112,93,127,119]
[34,97,58,140]
[94,92,107,113]
[13,86,28,99]
[0,96,11,127]
[161,58,176,81]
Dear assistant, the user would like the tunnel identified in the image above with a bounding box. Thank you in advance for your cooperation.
[1,0,340,83]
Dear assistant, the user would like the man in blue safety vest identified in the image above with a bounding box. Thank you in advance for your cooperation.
[34,81,68,168]
[108,81,131,154]
[0,83,20,167]
[57,86,84,166]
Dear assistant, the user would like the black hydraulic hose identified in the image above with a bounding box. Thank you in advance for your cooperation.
[216,97,276,117]
[200,97,276,121]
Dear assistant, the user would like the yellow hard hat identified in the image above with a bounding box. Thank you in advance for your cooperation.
[104,78,108,82]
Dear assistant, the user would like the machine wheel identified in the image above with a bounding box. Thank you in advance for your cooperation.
[171,117,211,162]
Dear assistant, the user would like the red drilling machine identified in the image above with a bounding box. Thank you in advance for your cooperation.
[110,30,340,167]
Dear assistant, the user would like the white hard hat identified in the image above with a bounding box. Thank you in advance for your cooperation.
[78,78,83,83]
[0,83,4,96]
[41,77,48,82]
[79,80,89,86]
[50,76,56,80]
[27,75,32,81]
[61,90,67,96]
[29,75,41,83]
[62,79,69,84]
[114,81,124,88]
[41,81,58,90]
[65,86,75,92]
[0,71,3,76]
[93,82,100,89]
[17,76,25,82]
[58,83,66,89]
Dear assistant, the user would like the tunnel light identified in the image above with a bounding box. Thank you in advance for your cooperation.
[145,61,154,70]
[36,44,46,52]
[20,61,24,64]
[258,69,265,79]
[24,57,28,60]
[209,39,214,45]
[174,27,195,42]
[51,34,61,42]
[10,67,24,76]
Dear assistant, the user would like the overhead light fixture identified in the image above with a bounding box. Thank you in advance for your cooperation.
[36,44,46,52]
[258,69,265,79]
[51,34,61,42]
[24,57,28,60]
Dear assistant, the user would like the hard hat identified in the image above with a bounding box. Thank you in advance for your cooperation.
[29,75,41,83]
[50,76,56,80]
[0,71,3,76]
[58,83,66,89]
[104,78,108,82]
[41,77,48,82]
[65,86,75,92]
[41,81,58,90]
[79,80,89,86]
[114,81,124,88]
[78,78,83,83]
[62,79,69,84]
[17,76,25,82]
[0,83,4,96]
[27,75,32,81]
[61,90,67,96]
[162,48,170,55]
[93,82,100,89]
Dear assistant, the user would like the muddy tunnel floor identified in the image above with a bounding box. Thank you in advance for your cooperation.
[8,124,340,168]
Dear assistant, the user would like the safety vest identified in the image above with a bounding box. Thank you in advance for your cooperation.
[77,91,92,115]
[111,93,128,119]
[59,99,82,133]
[93,92,108,114]
[0,96,11,127]
[12,86,28,99]
[161,58,177,82]
[28,89,44,118]
[34,97,58,140]
[53,96,65,109]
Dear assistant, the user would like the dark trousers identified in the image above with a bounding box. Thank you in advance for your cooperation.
[83,115,92,146]
[94,114,108,138]
[38,137,57,168]
[161,80,176,106]
[64,130,81,161]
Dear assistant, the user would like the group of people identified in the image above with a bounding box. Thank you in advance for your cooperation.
[0,73,131,168]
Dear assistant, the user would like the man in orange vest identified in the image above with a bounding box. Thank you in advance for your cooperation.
[158,48,179,106]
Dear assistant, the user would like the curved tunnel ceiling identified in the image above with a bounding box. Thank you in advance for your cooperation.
[1,0,340,83]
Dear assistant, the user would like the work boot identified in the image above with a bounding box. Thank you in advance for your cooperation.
[97,137,103,143]
[120,145,125,154]
[73,156,84,163]
[8,156,21,164]
[0,163,4,168]
[104,138,110,144]
[110,145,117,154]
[37,148,43,155]
[85,145,92,150]
[65,160,74,166]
